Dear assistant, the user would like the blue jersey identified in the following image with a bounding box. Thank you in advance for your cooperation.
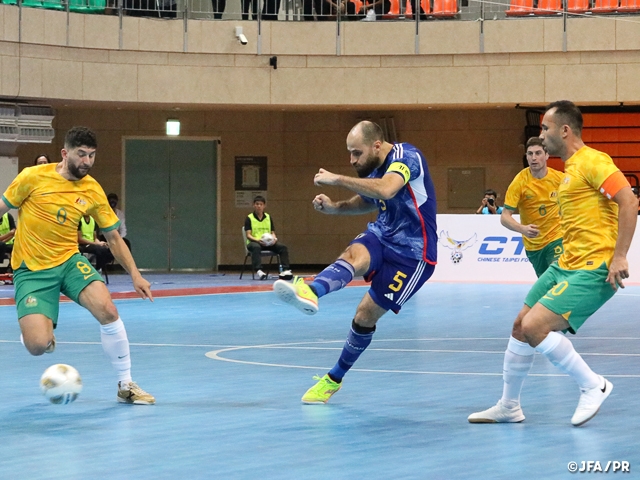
[360,143,438,264]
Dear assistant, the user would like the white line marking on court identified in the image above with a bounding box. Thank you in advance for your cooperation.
[204,339,640,378]
[1,336,638,376]
[205,347,640,378]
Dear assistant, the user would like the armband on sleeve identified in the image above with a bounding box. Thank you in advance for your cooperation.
[387,162,411,185]
[599,171,630,200]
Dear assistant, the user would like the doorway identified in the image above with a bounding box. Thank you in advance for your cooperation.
[124,138,218,271]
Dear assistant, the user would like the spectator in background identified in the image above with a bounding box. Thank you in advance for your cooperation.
[242,0,259,19]
[324,0,361,19]
[303,0,327,19]
[262,0,281,20]
[477,189,504,215]
[78,214,114,273]
[106,193,131,251]
[211,0,225,18]
[34,154,50,166]
[370,0,392,18]
[408,0,428,19]
[245,196,292,280]
[0,212,15,267]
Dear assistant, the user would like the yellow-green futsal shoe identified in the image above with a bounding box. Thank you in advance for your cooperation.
[273,276,318,315]
[301,374,341,404]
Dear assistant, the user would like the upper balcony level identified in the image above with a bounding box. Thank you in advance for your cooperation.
[1,1,639,107]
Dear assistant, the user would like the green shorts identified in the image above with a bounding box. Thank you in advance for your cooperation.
[526,238,564,278]
[13,253,104,326]
[524,261,615,334]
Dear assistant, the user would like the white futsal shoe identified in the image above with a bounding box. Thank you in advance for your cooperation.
[571,376,613,427]
[468,400,525,424]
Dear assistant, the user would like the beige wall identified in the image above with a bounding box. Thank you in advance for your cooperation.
[2,8,640,106]
[15,107,524,266]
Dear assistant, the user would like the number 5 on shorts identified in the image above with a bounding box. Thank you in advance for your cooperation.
[389,271,407,292]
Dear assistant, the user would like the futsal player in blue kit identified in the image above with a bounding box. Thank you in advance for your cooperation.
[274,121,438,404]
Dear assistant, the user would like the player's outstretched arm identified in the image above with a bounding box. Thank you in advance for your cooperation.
[314,168,405,200]
[313,194,376,215]
[607,186,638,290]
[103,229,154,301]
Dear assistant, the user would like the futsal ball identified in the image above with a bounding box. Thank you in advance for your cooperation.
[40,364,83,405]
[451,251,463,264]
[261,233,275,246]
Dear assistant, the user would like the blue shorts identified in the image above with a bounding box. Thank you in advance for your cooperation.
[350,231,435,313]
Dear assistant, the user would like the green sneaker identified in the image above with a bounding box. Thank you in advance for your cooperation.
[301,374,341,404]
[273,276,318,315]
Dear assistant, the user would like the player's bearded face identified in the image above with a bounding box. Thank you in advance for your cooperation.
[65,147,95,179]
[354,152,379,178]
[540,111,564,157]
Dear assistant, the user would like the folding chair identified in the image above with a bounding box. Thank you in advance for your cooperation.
[590,0,618,12]
[534,0,562,15]
[567,0,589,13]
[240,227,281,280]
[432,0,458,17]
[0,251,11,274]
[505,0,534,16]
[617,0,639,11]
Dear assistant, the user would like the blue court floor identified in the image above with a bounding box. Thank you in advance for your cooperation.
[0,277,639,479]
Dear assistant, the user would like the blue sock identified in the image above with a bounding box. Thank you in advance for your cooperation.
[328,321,375,383]
[310,259,355,299]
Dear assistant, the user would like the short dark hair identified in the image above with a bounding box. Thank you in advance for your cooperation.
[484,189,498,198]
[107,193,118,202]
[64,126,97,150]
[358,121,385,145]
[526,137,546,151]
[545,100,583,136]
[253,195,266,204]
[33,153,50,165]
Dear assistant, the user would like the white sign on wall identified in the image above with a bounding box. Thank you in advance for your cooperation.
[432,214,640,284]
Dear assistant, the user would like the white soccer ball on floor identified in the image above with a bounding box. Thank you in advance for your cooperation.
[40,364,83,405]
[261,233,275,246]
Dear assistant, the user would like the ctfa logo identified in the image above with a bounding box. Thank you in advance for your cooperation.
[438,231,477,264]
[25,296,38,307]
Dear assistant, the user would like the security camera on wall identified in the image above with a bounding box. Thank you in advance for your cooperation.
[235,26,248,46]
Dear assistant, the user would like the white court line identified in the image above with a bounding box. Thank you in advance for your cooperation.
[205,346,640,378]
[250,345,640,357]
[204,339,640,378]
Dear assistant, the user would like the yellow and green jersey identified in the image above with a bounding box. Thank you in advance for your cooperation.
[557,146,629,271]
[504,167,563,252]
[1,163,119,271]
